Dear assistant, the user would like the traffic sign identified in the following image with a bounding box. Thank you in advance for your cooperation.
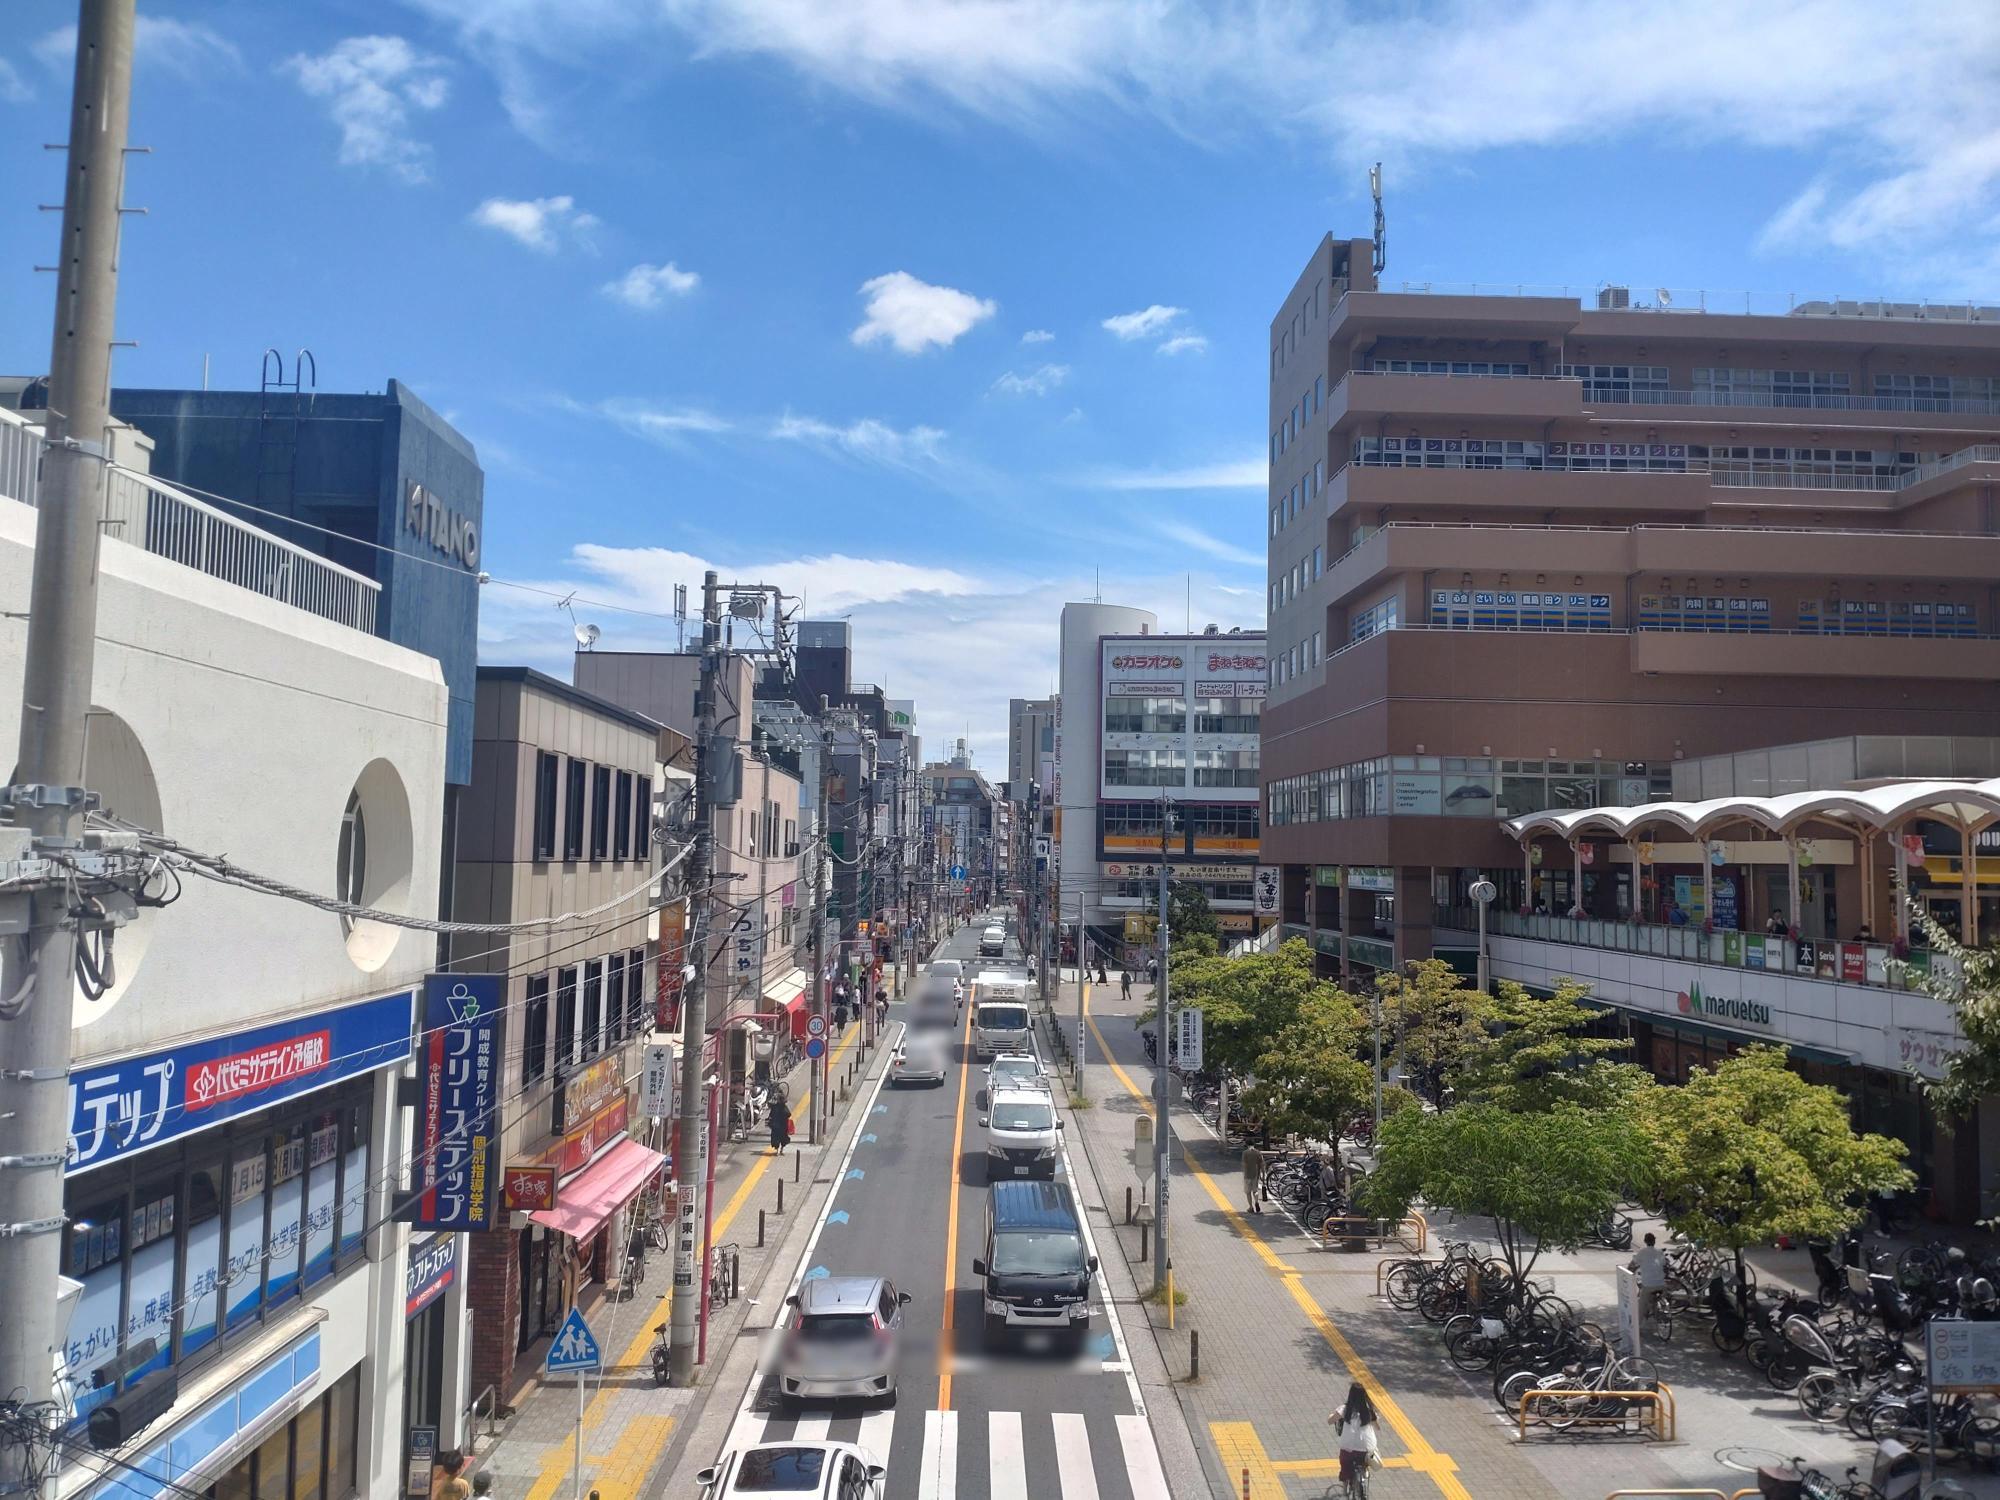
[545,1307,602,1373]
[950,865,966,880]
[805,1037,826,1060]
[807,1013,826,1037]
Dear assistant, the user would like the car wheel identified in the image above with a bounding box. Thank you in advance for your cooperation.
[881,1383,899,1409]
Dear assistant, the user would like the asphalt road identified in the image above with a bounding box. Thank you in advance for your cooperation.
[706,919,1170,1498]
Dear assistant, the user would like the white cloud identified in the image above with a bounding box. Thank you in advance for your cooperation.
[1157,334,1208,356]
[602,261,701,308]
[411,1,2000,289]
[1020,329,1055,344]
[1081,457,1265,491]
[1102,304,1183,341]
[1152,519,1263,569]
[472,195,601,253]
[285,35,448,184]
[37,16,241,79]
[580,397,733,446]
[851,271,995,354]
[0,58,29,104]
[771,413,946,471]
[991,364,1069,397]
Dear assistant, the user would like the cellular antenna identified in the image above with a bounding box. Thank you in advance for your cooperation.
[1370,162,1386,278]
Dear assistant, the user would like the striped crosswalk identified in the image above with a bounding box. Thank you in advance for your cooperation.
[718,1404,1170,1499]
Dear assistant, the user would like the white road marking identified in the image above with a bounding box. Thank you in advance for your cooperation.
[1056,1060,1145,1415]
[790,1414,830,1443]
[1051,1412,1100,1500]
[918,1408,958,1500]
[1116,1413,1172,1500]
[855,1408,896,1465]
[988,1410,1028,1500]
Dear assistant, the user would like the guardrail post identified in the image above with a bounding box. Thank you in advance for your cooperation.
[1139,1222,1149,1263]
[1190,1329,1199,1381]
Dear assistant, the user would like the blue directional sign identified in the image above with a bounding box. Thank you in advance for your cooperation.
[545,1307,602,1374]
[950,865,966,881]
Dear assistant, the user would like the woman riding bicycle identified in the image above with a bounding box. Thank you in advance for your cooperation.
[1328,1383,1381,1497]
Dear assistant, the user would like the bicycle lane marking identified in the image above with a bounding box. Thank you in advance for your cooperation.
[1082,1006,1472,1500]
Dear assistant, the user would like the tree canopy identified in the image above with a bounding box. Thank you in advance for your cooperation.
[1361,1101,1652,1282]
[1645,1045,1911,1253]
[1168,880,1221,948]
[1897,906,2000,1119]
[1454,978,1645,1113]
[1374,958,1492,1108]
[1141,938,1336,1077]
[1241,990,1374,1146]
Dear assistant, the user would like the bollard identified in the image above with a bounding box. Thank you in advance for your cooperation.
[1190,1329,1200,1381]
[1125,1186,1133,1224]
[1139,1222,1149,1262]
[776,1179,784,1214]
[1241,1468,1250,1500]
[758,1208,766,1248]
[795,1151,802,1183]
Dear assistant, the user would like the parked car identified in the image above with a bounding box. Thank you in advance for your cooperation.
[774,1275,910,1407]
[697,1442,885,1497]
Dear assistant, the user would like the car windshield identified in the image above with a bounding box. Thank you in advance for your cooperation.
[992,1102,1053,1131]
[991,1229,1084,1276]
[795,1311,875,1343]
[978,1006,1029,1030]
[731,1447,826,1491]
[992,1060,1038,1082]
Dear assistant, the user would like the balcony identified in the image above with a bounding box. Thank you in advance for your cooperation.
[0,408,380,633]
[1327,370,1584,430]
[1437,910,1963,1077]
[1631,627,2000,680]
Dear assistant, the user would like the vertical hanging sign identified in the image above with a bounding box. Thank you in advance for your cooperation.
[408,974,504,1231]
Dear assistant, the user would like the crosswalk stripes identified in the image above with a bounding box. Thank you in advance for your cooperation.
[719,1403,1164,1499]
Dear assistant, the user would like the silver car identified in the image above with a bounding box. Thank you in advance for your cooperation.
[776,1276,910,1406]
[891,1033,949,1086]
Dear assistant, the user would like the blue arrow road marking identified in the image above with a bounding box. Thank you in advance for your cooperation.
[873,1105,888,1115]
[1092,1333,1116,1360]
[846,1168,866,1181]
[828,1210,850,1225]
[805,1265,830,1281]
[860,1133,878,1143]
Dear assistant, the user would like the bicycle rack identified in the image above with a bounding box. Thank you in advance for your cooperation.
[1518,1382,1675,1442]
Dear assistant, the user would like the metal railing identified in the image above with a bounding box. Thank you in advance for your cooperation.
[0,408,40,508]
[1335,370,2000,417]
[1336,282,2000,322]
[1332,442,2000,496]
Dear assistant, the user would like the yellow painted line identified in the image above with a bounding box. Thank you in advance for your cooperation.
[1087,1004,1468,1500]
[937,1001,974,1411]
[1208,1421,1285,1500]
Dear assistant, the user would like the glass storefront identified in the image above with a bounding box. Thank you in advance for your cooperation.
[205,1363,359,1500]
[61,1079,373,1426]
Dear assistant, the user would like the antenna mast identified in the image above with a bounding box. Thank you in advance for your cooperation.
[1370,162,1386,278]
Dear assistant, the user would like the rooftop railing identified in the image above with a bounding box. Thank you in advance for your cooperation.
[0,407,380,634]
[1333,368,2000,417]
[1338,283,2000,323]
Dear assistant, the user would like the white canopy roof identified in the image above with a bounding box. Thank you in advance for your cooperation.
[1503,778,2000,843]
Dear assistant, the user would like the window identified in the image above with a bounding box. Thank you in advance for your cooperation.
[1194,694,1261,734]
[1315,374,1325,410]
[634,774,652,860]
[1350,596,1399,642]
[1313,544,1323,578]
[533,752,560,860]
[604,953,626,1045]
[1102,747,1186,787]
[1194,748,1259,788]
[335,792,365,936]
[266,1120,307,1307]
[523,975,550,1085]
[581,959,603,1059]
[1103,695,1187,734]
[590,765,611,859]
[564,760,586,859]
[613,770,633,860]
[555,966,579,1070]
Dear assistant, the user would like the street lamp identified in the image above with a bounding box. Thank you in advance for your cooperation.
[1470,878,1498,995]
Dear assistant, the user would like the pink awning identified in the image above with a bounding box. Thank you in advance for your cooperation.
[526,1137,665,1242]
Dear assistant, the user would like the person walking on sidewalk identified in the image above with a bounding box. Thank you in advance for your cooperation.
[1328,1383,1382,1498]
[874,989,889,1029]
[1242,1142,1265,1213]
[1120,968,1133,1001]
[769,1107,792,1155]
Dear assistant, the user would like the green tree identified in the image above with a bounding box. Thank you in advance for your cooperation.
[1455,978,1644,1113]
[1241,991,1374,1146]
[1374,959,1492,1108]
[1168,880,1221,949]
[1897,905,2000,1119]
[1137,938,1333,1078]
[1360,1101,1652,1284]
[1645,1045,1911,1297]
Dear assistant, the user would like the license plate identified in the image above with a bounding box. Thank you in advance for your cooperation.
[1014,1166,1030,1176]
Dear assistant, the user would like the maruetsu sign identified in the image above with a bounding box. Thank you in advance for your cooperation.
[405,481,480,568]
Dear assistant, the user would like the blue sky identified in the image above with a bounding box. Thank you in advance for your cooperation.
[4,1,1997,769]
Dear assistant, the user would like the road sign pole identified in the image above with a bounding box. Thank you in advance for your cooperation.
[574,1370,585,1500]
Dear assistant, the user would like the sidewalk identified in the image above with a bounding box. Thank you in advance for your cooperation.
[469,991,896,1500]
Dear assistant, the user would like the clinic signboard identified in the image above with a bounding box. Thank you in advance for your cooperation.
[408,974,504,1232]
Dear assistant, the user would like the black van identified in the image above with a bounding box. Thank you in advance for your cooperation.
[972,1180,1097,1348]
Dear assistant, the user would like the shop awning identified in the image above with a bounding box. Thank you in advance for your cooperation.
[526,1137,665,1242]
[766,968,809,1012]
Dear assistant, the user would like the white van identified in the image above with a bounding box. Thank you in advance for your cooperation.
[971,998,1032,1060]
[979,925,1006,958]
[980,1086,1060,1180]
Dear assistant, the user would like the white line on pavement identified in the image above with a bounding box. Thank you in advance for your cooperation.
[988,1410,1028,1500]
[855,1409,896,1464]
[918,1408,958,1500]
[1056,1106,1144,1414]
[1116,1413,1173,1500]
[1051,1411,1100,1500]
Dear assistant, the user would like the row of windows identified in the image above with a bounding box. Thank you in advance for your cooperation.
[521,947,649,1087]
[533,752,653,864]
[1430,589,1612,632]
[1555,363,1670,394]
[1271,375,1326,465]
[1272,458,1326,535]
[62,1082,374,1423]
[1270,545,1324,612]
[1104,749,1184,787]
[1102,695,1265,736]
[1271,278,1325,375]
[1100,802,1261,841]
[1193,748,1259,788]
[205,1363,361,1500]
[1694,367,1849,396]
[1267,756,1673,827]
[1271,631,1323,687]
[1111,879,1255,902]
[1349,434,1928,481]
[1879,372,2000,399]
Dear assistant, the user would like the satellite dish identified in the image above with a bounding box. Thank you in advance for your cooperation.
[1656,288,1674,307]
[575,622,601,650]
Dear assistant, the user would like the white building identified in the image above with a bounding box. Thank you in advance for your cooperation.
[0,408,453,1498]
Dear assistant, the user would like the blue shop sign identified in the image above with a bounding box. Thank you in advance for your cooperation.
[407,975,504,1231]
[405,1232,460,1318]
[67,991,415,1177]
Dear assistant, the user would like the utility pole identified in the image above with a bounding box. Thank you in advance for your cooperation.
[1152,795,1172,1297]
[810,701,834,1146]
[1074,886,1088,1094]
[0,3,136,1478]
[668,572,722,1386]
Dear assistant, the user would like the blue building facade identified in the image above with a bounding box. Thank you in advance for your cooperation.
[109,380,483,785]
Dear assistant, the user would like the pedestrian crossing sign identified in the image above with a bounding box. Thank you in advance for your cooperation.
[545,1306,602,1373]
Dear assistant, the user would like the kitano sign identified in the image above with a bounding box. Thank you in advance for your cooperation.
[405,481,479,568]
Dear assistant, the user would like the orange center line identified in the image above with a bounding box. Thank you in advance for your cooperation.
[937,993,974,1411]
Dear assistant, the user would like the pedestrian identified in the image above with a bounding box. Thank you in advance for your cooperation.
[1327,1384,1381,1498]
[1854,922,1876,943]
[431,1453,471,1500]
[875,989,889,1028]
[1318,1153,1342,1210]
[769,1107,791,1155]
[1242,1141,1265,1213]
[1766,909,1789,937]
[833,998,848,1030]
[1146,955,1158,984]
[1120,969,1133,1001]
